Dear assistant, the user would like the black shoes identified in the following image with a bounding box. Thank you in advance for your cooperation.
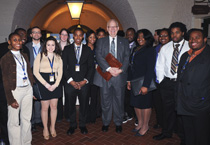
[31,124,37,132]
[67,127,76,135]
[80,126,88,134]
[153,133,172,140]
[116,125,122,133]
[102,125,109,132]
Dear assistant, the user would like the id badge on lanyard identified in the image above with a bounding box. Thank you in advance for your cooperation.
[75,64,80,72]
[48,56,55,82]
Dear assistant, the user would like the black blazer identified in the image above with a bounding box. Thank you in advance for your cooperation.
[62,43,94,82]
[128,46,156,88]
[177,45,210,116]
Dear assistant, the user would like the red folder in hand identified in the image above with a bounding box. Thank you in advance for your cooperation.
[96,53,122,81]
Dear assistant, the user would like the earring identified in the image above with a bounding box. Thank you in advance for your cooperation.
[8,44,12,50]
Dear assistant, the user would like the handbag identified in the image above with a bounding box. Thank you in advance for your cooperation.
[33,83,42,100]
[130,77,156,96]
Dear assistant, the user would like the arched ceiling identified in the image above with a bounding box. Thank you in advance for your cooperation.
[12,0,138,32]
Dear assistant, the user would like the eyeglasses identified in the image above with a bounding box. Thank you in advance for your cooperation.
[32,31,41,34]
[160,35,168,38]
[108,26,118,29]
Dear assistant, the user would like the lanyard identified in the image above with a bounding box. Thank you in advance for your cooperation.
[181,55,191,73]
[12,53,26,76]
[33,46,40,57]
[48,56,54,74]
[131,49,138,65]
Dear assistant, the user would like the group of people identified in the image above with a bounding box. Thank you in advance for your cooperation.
[0,18,210,145]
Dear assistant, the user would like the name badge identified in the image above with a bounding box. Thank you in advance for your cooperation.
[23,76,28,85]
[95,64,98,69]
[49,74,55,82]
[75,64,80,72]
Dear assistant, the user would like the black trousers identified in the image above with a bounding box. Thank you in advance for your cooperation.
[152,83,163,127]
[160,78,177,137]
[64,84,70,120]
[87,84,100,122]
[65,83,89,128]
[0,83,9,145]
[124,87,134,117]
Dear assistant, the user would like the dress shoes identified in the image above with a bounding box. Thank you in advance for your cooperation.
[80,126,88,134]
[135,129,149,136]
[132,128,140,133]
[36,122,44,128]
[102,125,109,132]
[67,127,76,135]
[153,133,172,140]
[116,125,122,133]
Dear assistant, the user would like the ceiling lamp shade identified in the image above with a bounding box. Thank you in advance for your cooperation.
[67,0,84,19]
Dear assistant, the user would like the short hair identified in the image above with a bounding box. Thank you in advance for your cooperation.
[73,27,84,34]
[126,28,136,34]
[86,30,96,43]
[155,29,161,36]
[41,36,62,57]
[107,19,119,27]
[169,22,187,34]
[59,28,70,44]
[187,28,207,39]
[14,28,26,33]
[31,26,41,34]
[159,28,171,39]
[136,29,154,48]
[96,27,105,35]
[8,32,20,40]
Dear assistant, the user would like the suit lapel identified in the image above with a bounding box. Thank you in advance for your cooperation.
[117,37,121,59]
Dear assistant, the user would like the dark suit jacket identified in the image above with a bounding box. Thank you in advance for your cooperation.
[177,45,210,116]
[127,46,156,88]
[62,43,94,83]
[0,51,34,105]
[25,41,43,68]
[93,36,130,87]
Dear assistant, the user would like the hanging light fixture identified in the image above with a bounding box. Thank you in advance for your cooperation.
[67,0,84,20]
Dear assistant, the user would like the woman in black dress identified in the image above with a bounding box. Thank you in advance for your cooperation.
[33,36,63,140]
[127,29,156,136]
[86,30,100,123]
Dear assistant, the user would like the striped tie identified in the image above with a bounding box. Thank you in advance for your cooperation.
[170,44,180,75]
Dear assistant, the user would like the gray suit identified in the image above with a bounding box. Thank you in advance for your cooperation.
[93,36,130,126]
[25,41,43,125]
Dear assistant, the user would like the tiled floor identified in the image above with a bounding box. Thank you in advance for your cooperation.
[32,109,181,145]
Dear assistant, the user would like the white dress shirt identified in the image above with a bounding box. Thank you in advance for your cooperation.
[11,50,29,87]
[156,39,190,83]
[109,36,117,58]
[67,44,88,84]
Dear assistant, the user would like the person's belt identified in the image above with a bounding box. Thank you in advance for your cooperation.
[18,85,29,88]
[165,77,177,82]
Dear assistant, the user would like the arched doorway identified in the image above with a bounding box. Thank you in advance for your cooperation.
[12,0,138,33]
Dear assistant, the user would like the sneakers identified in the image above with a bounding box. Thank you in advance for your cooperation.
[122,116,133,124]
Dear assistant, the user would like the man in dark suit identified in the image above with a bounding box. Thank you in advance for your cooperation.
[177,29,210,145]
[63,28,94,135]
[25,26,43,131]
[93,19,130,133]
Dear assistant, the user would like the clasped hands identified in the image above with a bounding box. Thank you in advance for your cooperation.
[45,83,57,92]
[108,67,122,77]
[69,80,87,90]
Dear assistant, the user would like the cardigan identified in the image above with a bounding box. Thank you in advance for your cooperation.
[0,51,34,105]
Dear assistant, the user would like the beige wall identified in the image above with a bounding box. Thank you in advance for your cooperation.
[128,0,194,33]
